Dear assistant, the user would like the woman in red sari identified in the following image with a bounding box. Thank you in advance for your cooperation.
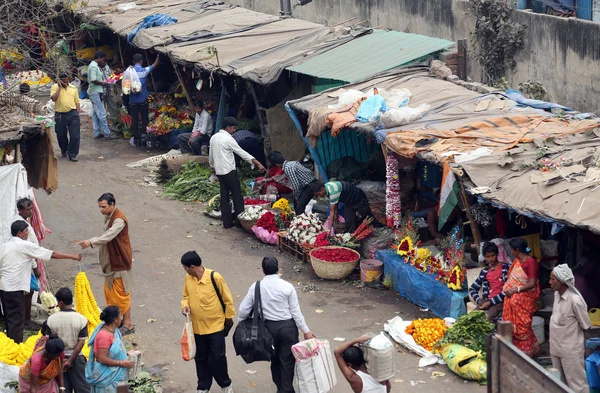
[502,237,540,357]
[253,151,292,195]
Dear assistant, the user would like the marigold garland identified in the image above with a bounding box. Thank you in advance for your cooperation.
[405,318,447,352]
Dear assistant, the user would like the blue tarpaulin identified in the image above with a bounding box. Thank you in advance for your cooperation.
[356,95,388,123]
[128,14,178,43]
[505,89,572,111]
[376,250,467,318]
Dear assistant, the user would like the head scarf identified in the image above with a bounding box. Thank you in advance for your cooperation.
[553,264,585,300]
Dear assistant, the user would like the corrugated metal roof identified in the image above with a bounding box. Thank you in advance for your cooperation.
[287,30,454,83]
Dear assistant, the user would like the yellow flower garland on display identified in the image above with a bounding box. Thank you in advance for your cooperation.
[0,332,42,366]
[397,236,413,256]
[74,272,102,359]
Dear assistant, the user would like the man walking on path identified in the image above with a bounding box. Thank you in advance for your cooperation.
[238,257,315,393]
[266,152,316,214]
[209,117,265,229]
[50,73,81,161]
[43,288,90,393]
[0,221,81,343]
[177,100,213,155]
[181,251,235,393]
[549,264,592,393]
[12,198,43,327]
[77,193,135,335]
[87,51,115,140]
[130,53,159,147]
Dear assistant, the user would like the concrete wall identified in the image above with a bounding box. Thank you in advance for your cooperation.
[229,0,600,113]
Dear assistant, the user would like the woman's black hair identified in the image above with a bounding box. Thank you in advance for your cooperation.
[267,151,285,166]
[100,305,121,325]
[341,346,365,369]
[509,237,530,254]
[45,336,66,355]
[482,242,499,256]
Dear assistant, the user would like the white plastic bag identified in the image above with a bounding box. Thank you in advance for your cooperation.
[363,333,395,382]
[293,339,337,393]
[180,315,196,361]
[337,89,366,107]
[379,104,431,128]
[122,66,141,95]
[0,363,19,393]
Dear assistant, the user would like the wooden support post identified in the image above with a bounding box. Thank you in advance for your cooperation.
[246,81,270,150]
[144,52,157,94]
[458,180,482,251]
[457,38,468,81]
[15,143,21,163]
[118,37,125,68]
[170,56,194,109]
[497,321,513,341]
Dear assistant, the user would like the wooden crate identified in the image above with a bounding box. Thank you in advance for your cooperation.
[277,232,309,263]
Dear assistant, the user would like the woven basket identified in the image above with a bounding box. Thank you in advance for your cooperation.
[239,218,258,234]
[309,246,360,280]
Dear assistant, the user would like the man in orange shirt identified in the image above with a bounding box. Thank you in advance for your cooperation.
[78,193,135,335]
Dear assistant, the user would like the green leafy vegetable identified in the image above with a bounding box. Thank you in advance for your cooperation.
[437,311,495,357]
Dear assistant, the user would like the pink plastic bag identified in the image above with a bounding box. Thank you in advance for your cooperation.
[252,226,278,245]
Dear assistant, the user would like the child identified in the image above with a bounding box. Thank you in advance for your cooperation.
[469,242,509,322]
[334,336,391,393]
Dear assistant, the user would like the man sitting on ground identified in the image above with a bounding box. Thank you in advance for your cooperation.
[177,100,213,155]
[334,336,391,393]
[468,242,509,322]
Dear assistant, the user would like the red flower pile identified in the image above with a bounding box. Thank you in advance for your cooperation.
[256,212,278,233]
[314,233,330,247]
[312,247,357,263]
[244,198,270,206]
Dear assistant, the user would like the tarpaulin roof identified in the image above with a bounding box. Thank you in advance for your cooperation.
[75,0,358,85]
[287,30,454,83]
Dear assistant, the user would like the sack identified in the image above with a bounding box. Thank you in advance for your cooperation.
[30,272,39,292]
[440,344,487,382]
[233,281,275,363]
[363,333,395,382]
[378,104,430,129]
[180,315,196,361]
[210,271,232,337]
[122,67,141,95]
[590,308,600,327]
[293,339,337,393]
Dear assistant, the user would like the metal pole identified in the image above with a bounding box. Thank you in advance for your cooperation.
[279,0,292,18]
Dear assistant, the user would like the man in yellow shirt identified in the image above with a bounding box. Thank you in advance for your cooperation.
[181,251,235,393]
[50,73,81,162]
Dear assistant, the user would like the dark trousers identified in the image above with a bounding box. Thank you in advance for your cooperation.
[194,330,231,391]
[236,138,266,168]
[343,191,375,232]
[265,319,299,393]
[64,355,90,393]
[217,170,244,228]
[130,101,149,141]
[55,110,81,159]
[0,290,25,343]
[294,182,316,215]
[178,133,210,155]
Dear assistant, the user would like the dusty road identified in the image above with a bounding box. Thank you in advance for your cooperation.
[36,126,485,393]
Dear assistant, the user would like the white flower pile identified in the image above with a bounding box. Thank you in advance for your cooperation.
[287,213,325,245]
[336,233,353,243]
[238,206,264,221]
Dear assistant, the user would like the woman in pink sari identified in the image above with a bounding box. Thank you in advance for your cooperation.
[502,238,540,357]
[19,336,65,393]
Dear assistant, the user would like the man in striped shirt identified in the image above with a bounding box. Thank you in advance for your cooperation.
[468,242,509,322]
[311,181,374,232]
[266,152,316,214]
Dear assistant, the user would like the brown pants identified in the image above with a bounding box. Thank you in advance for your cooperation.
[551,354,589,393]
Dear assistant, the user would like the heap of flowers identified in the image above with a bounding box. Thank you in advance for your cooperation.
[147,105,193,135]
[272,198,293,217]
[244,197,271,206]
[311,247,359,263]
[394,217,419,256]
[238,206,264,221]
[252,211,279,245]
[256,211,278,233]
[436,226,466,291]
[287,213,325,245]
[313,217,374,250]
[405,318,447,352]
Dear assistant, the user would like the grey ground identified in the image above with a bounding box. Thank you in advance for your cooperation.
[36,123,485,393]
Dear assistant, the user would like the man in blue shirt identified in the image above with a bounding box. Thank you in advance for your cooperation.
[129,53,159,147]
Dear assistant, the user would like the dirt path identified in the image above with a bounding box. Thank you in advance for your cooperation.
[36,126,485,393]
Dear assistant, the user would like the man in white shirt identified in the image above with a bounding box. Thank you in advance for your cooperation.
[177,100,214,156]
[209,117,265,229]
[13,198,42,327]
[238,257,315,393]
[0,221,81,343]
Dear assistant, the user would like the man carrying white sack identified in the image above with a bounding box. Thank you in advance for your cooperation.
[549,264,592,393]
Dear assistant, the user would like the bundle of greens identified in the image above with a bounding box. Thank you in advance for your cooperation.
[437,311,495,357]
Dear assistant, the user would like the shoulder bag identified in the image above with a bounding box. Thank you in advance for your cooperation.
[232,281,275,363]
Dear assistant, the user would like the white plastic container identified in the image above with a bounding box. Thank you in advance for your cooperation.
[532,316,545,344]
[362,333,395,382]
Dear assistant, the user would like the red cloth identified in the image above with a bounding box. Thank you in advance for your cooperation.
[486,266,504,298]
[255,167,292,194]
[94,330,115,354]
[520,257,539,280]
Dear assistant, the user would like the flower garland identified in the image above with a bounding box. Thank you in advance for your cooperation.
[405,318,447,352]
[470,203,492,228]
[385,154,401,228]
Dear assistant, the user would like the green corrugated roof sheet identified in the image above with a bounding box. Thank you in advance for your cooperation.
[288,30,454,83]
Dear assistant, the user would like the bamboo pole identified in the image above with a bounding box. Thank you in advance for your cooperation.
[144,52,157,94]
[169,55,194,108]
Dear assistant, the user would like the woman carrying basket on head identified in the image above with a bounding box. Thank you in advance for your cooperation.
[502,238,540,357]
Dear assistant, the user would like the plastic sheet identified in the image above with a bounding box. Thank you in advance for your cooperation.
[376,250,467,318]
[0,363,19,393]
[384,316,444,366]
